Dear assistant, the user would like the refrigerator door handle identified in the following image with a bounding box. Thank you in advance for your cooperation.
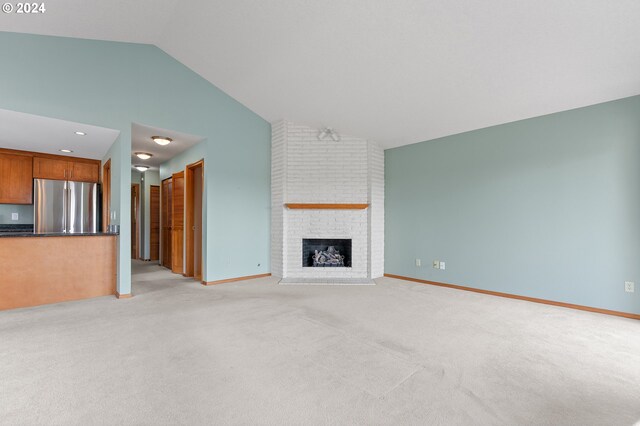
[64,180,69,233]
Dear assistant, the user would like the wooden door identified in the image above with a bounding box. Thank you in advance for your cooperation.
[161,178,173,269]
[0,153,33,204]
[150,185,160,261]
[33,157,69,180]
[171,171,185,274]
[185,160,204,280]
[131,184,140,259]
[70,161,99,182]
[193,165,203,281]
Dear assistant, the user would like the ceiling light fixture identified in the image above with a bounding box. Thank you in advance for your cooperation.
[59,149,73,153]
[318,127,340,142]
[135,152,153,160]
[74,131,86,136]
[134,165,149,172]
[151,136,172,146]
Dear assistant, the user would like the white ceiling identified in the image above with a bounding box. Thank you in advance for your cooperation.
[2,0,640,148]
[0,108,120,158]
[131,122,204,171]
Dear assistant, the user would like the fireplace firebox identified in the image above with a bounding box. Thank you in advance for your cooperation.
[302,238,352,267]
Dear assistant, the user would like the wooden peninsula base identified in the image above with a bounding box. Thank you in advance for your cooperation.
[0,235,117,310]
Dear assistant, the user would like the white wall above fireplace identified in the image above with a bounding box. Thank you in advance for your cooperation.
[271,120,384,280]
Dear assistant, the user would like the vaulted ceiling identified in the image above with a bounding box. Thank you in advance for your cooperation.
[2,0,639,148]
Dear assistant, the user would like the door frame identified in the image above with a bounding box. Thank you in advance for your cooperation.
[131,183,140,260]
[185,159,204,280]
[161,177,173,269]
[102,160,111,232]
[150,184,160,262]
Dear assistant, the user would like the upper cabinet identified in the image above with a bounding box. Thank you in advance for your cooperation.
[0,149,101,204]
[33,157,99,183]
[33,157,68,180]
[0,152,34,204]
[70,161,100,182]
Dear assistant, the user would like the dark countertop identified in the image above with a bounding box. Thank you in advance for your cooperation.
[0,224,118,237]
[0,231,118,238]
[0,224,34,232]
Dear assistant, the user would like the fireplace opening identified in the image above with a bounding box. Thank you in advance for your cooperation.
[302,238,352,267]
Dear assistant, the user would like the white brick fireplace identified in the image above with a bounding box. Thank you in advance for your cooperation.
[271,120,384,281]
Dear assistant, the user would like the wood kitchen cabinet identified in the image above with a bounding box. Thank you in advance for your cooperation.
[0,148,102,205]
[70,161,100,182]
[33,156,68,180]
[0,235,117,310]
[0,152,33,204]
[33,156,100,182]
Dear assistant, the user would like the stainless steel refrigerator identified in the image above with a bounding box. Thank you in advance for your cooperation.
[34,179,100,234]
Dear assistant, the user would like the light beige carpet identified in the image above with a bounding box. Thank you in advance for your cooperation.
[1,260,639,425]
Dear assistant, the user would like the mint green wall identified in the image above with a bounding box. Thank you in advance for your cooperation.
[1,32,271,293]
[101,134,128,289]
[0,205,33,224]
[131,170,142,185]
[385,95,640,315]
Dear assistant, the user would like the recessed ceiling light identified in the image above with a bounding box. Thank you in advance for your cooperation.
[135,152,153,160]
[75,131,86,136]
[134,165,149,172]
[151,136,172,146]
[60,149,73,153]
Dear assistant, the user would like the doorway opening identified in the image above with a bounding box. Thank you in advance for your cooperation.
[131,183,140,259]
[129,122,206,292]
[185,160,204,281]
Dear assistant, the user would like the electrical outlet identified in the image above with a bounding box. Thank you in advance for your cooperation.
[415,259,421,267]
[11,213,19,221]
[439,261,446,270]
[433,260,439,269]
[625,282,635,293]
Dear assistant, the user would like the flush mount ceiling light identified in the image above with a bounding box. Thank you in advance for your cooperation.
[134,165,149,172]
[59,149,73,153]
[151,136,172,146]
[318,127,340,142]
[135,152,153,160]
[74,131,86,136]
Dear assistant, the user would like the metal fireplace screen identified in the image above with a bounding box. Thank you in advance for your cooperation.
[302,239,352,267]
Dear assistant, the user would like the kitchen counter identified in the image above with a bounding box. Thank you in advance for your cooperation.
[0,234,117,310]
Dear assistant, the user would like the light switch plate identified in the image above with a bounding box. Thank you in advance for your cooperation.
[11,213,19,221]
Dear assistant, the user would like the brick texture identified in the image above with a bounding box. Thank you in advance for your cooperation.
[271,120,384,279]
